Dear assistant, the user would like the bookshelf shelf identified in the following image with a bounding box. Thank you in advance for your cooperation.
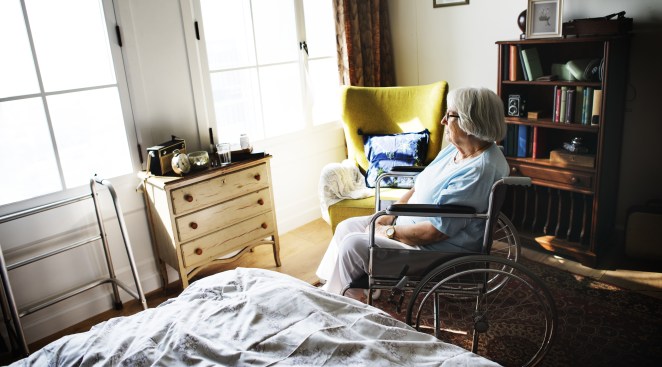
[507,157,596,173]
[497,36,630,267]
[501,80,602,88]
[505,117,600,132]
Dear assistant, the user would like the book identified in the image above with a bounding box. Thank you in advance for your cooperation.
[508,124,518,156]
[531,126,539,159]
[565,89,576,123]
[504,125,517,157]
[517,45,529,81]
[559,86,568,123]
[521,48,544,81]
[517,125,529,157]
[509,45,521,81]
[574,86,585,123]
[582,87,594,125]
[526,126,533,157]
[554,86,562,123]
[591,89,603,125]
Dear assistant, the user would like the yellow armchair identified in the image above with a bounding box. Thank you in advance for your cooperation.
[327,81,449,232]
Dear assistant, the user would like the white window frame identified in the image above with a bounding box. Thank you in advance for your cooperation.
[0,0,140,214]
[179,0,339,149]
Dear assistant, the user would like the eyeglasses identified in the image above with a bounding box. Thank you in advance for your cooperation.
[443,111,460,121]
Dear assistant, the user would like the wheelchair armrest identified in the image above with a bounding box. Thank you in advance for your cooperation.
[501,176,532,186]
[386,203,477,216]
[390,166,425,173]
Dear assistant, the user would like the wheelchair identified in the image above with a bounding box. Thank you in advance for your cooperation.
[342,173,557,367]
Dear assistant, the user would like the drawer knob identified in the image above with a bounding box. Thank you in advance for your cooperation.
[254,173,261,181]
[510,166,518,174]
[189,222,198,229]
[257,198,264,205]
[570,176,578,184]
[195,248,203,255]
[261,222,268,229]
[184,194,194,202]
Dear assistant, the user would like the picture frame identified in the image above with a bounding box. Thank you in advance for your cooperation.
[526,0,563,39]
[433,0,469,8]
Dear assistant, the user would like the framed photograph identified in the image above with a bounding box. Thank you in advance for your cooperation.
[433,0,469,8]
[526,0,563,39]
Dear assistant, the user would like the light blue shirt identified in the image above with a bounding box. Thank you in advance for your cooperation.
[396,143,509,252]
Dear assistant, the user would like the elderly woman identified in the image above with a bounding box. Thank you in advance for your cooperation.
[317,87,509,294]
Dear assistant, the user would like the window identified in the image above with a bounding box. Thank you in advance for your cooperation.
[197,0,339,142]
[0,0,136,207]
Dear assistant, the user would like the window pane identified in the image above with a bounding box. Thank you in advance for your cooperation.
[210,69,263,142]
[47,88,132,187]
[200,0,256,71]
[25,0,115,92]
[252,0,297,65]
[0,98,61,205]
[259,64,303,137]
[303,0,337,58]
[0,0,40,98]
[309,58,340,125]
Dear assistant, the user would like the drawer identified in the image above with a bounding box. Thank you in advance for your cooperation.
[171,163,269,214]
[510,163,594,191]
[180,211,275,268]
[175,188,273,242]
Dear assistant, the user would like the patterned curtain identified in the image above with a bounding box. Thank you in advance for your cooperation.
[333,0,395,87]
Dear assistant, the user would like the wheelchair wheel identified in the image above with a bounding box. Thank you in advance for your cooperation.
[483,213,521,294]
[405,255,556,367]
[491,213,520,262]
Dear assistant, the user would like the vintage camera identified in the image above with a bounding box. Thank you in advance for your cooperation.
[146,136,186,176]
[507,94,526,117]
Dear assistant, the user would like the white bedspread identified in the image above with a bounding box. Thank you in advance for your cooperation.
[12,268,499,366]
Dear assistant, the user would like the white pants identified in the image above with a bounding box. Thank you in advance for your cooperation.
[316,216,419,294]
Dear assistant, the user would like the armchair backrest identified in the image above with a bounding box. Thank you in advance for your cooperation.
[340,81,449,173]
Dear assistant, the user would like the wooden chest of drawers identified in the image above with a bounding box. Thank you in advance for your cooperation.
[141,156,280,288]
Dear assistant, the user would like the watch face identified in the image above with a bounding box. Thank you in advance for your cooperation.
[386,226,395,238]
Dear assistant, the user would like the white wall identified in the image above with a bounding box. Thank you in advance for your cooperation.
[389,0,662,232]
[0,0,345,344]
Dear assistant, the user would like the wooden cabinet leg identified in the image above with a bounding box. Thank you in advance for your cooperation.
[272,235,282,267]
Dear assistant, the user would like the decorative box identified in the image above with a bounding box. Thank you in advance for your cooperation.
[549,149,595,168]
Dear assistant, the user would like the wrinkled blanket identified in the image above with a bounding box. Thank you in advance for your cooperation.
[13,268,499,366]
[319,160,374,223]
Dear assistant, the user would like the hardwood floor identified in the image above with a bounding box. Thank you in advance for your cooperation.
[26,218,333,355]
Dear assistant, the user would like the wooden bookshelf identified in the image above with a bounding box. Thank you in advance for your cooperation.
[496,36,630,266]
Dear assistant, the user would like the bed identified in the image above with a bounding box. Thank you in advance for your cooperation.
[10,268,498,366]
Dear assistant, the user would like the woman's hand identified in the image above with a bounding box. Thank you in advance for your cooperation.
[369,222,448,246]
[373,223,392,238]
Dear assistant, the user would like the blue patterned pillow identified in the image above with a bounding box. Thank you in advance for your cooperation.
[363,129,430,188]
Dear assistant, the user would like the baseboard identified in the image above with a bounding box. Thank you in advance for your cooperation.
[19,260,162,344]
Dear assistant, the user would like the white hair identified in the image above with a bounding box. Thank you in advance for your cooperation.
[448,87,507,142]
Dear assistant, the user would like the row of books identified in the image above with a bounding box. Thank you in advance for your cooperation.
[502,125,545,159]
[508,45,544,82]
[552,86,602,125]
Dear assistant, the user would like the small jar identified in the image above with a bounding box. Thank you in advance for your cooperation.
[240,133,250,149]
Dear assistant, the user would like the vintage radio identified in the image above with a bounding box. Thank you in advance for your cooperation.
[146,136,186,176]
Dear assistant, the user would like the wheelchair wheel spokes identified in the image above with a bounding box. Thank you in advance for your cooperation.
[490,213,520,262]
[406,256,556,367]
[485,213,521,294]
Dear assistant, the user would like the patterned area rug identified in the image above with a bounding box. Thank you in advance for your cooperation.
[354,258,662,367]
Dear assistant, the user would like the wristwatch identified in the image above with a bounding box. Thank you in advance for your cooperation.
[385,225,396,239]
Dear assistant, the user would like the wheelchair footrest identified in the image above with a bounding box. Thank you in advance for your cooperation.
[387,275,409,313]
